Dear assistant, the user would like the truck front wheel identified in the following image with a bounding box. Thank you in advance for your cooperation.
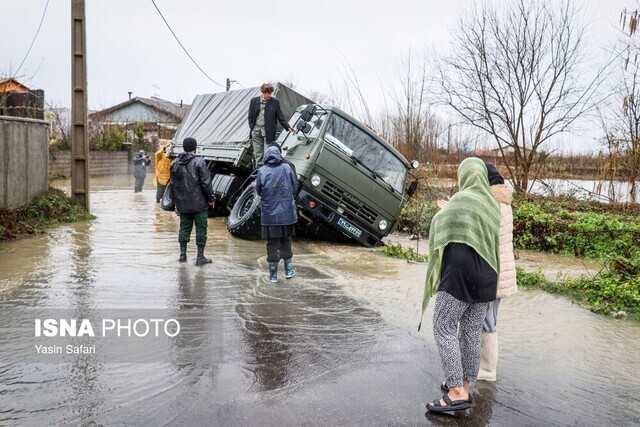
[227,181,261,239]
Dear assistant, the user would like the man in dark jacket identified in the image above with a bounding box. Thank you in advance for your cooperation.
[256,145,298,282]
[171,137,214,266]
[132,150,150,192]
[247,82,295,168]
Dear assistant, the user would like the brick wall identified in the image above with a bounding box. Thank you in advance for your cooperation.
[48,150,145,178]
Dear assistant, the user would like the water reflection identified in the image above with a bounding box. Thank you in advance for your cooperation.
[237,259,383,393]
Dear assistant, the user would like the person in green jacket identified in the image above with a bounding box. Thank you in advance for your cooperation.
[421,157,501,414]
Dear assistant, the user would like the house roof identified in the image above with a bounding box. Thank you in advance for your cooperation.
[90,96,190,122]
[0,78,30,93]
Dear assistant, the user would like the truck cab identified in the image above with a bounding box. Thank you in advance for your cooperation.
[284,105,411,246]
[226,104,417,247]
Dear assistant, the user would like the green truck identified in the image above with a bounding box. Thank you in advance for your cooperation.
[171,83,418,247]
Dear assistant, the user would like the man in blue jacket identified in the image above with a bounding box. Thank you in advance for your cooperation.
[255,146,298,282]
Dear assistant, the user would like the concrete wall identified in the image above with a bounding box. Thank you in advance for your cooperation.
[49,150,140,178]
[0,115,49,209]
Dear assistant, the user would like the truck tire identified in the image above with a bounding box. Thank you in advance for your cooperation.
[227,181,261,239]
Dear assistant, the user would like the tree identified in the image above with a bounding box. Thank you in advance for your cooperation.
[439,0,603,192]
[598,8,640,203]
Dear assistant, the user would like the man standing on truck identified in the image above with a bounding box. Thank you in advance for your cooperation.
[171,137,214,266]
[247,82,296,168]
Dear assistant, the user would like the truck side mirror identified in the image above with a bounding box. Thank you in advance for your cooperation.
[407,180,418,196]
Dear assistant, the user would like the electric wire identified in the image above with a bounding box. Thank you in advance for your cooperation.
[13,0,50,77]
[150,0,224,88]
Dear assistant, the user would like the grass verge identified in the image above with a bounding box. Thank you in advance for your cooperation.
[0,188,94,241]
[517,268,640,320]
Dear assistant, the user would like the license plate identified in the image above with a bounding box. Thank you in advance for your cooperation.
[337,217,362,238]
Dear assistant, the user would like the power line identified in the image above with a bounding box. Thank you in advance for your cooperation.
[150,0,224,88]
[14,0,50,77]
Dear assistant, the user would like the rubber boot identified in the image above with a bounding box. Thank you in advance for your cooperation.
[268,262,278,283]
[284,258,296,279]
[179,242,187,263]
[195,244,212,266]
[477,332,498,381]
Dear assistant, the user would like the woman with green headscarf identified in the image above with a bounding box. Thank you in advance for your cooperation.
[422,157,501,414]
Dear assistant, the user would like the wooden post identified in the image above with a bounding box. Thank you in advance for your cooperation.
[71,0,90,210]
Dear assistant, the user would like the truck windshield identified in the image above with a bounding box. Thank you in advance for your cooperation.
[324,114,406,193]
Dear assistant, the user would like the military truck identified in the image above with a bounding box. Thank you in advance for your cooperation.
[170,83,418,247]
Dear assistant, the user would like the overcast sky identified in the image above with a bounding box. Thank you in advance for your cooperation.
[0,0,631,152]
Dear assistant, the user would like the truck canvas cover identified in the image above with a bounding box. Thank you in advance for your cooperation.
[172,83,312,161]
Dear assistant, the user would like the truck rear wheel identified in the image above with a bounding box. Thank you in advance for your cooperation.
[227,181,261,239]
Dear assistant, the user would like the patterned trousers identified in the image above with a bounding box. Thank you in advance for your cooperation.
[433,291,488,388]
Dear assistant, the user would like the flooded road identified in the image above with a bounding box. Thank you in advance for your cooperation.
[1,176,639,426]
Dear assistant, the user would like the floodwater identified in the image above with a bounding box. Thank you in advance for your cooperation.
[0,176,639,426]
[432,177,638,204]
[530,178,638,204]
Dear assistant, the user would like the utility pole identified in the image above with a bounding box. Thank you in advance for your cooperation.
[71,0,90,211]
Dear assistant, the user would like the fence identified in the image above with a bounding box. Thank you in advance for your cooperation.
[0,116,49,209]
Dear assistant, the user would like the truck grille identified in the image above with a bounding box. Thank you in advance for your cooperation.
[321,180,378,225]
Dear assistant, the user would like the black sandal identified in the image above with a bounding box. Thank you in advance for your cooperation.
[426,393,472,413]
[440,382,472,402]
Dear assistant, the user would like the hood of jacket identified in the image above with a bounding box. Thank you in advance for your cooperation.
[491,184,513,205]
[264,146,283,165]
[177,152,196,165]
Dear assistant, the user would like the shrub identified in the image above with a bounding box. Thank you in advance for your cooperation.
[382,243,428,262]
[512,201,640,261]
[0,189,93,240]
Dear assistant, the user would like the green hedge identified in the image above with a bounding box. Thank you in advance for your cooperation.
[513,201,640,260]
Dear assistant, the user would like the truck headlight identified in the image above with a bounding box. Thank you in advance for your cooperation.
[378,219,388,231]
[310,174,321,187]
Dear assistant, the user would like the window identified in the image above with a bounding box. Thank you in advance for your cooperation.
[325,114,406,193]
